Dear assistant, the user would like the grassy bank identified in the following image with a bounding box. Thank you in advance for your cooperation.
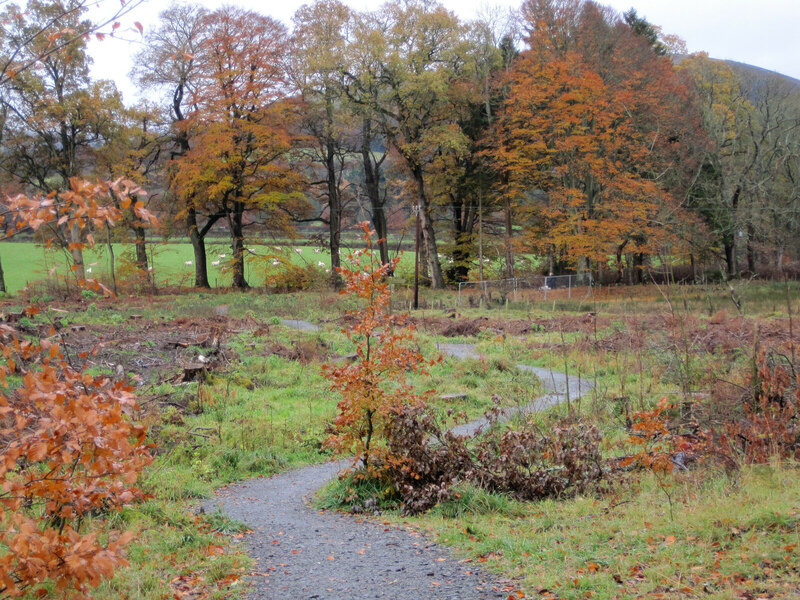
[400,464,800,599]
[3,280,798,598]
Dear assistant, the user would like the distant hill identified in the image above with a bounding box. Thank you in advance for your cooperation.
[673,54,800,100]
[722,59,800,91]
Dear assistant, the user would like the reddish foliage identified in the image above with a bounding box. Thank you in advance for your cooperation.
[323,223,434,469]
[489,2,703,270]
[621,398,680,474]
[386,399,604,514]
[4,177,155,294]
[716,351,799,463]
[0,324,151,597]
[622,349,799,475]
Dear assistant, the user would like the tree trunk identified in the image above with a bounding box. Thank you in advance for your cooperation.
[361,118,389,267]
[503,198,514,279]
[577,255,589,286]
[134,226,148,273]
[372,203,389,266]
[187,208,210,288]
[230,202,248,289]
[106,225,117,296]
[326,131,342,289]
[724,238,737,279]
[69,221,85,282]
[448,195,476,283]
[450,231,471,283]
[616,242,626,284]
[0,252,6,294]
[746,223,756,275]
[634,253,645,284]
[410,165,444,289]
[726,186,741,278]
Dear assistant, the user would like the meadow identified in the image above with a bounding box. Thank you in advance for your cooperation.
[0,240,423,295]
[1,273,798,599]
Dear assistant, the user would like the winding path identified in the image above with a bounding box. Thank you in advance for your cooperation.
[203,323,592,599]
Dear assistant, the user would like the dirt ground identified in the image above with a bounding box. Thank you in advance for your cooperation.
[3,298,796,388]
[0,300,344,387]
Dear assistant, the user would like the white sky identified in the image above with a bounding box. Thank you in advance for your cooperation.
[85,0,800,105]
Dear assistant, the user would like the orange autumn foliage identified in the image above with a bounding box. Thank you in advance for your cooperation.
[0,326,151,597]
[4,177,155,293]
[621,398,677,475]
[170,6,307,289]
[489,0,702,270]
[323,223,434,469]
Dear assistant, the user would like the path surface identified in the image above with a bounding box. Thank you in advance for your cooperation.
[279,319,321,332]
[204,332,593,600]
[438,343,591,437]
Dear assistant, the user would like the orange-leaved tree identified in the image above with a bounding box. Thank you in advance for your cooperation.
[4,177,155,293]
[323,223,433,470]
[0,321,151,597]
[489,0,701,278]
[171,6,307,289]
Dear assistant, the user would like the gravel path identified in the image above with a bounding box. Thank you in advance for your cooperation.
[203,338,593,599]
[279,319,321,332]
[438,343,592,437]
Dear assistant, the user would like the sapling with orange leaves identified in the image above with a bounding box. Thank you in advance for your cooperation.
[323,223,434,471]
[0,317,151,597]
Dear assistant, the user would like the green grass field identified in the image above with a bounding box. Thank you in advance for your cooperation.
[0,240,420,295]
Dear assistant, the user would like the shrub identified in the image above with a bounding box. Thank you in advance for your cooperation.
[716,350,799,463]
[323,223,432,470]
[0,325,151,597]
[263,258,327,292]
[472,413,604,501]
[385,398,605,514]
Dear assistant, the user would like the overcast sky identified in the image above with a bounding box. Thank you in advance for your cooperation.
[85,0,800,104]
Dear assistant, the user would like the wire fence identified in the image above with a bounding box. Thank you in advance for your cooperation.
[457,274,594,305]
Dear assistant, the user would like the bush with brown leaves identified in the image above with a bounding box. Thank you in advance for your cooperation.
[385,400,604,514]
[0,324,151,597]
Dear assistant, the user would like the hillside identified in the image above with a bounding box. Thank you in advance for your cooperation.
[675,53,800,90]
[724,58,800,90]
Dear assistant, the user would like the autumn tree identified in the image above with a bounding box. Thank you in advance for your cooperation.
[0,0,145,89]
[489,0,700,280]
[95,101,167,281]
[324,223,430,469]
[426,13,518,282]
[0,1,130,282]
[290,0,355,287]
[682,54,800,276]
[133,2,217,287]
[344,0,473,288]
[473,10,521,279]
[171,6,306,289]
[340,9,393,267]
[576,3,704,279]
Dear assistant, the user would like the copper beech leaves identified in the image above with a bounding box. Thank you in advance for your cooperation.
[488,1,702,271]
[169,6,307,289]
[0,338,151,597]
[4,177,156,294]
[322,222,435,470]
